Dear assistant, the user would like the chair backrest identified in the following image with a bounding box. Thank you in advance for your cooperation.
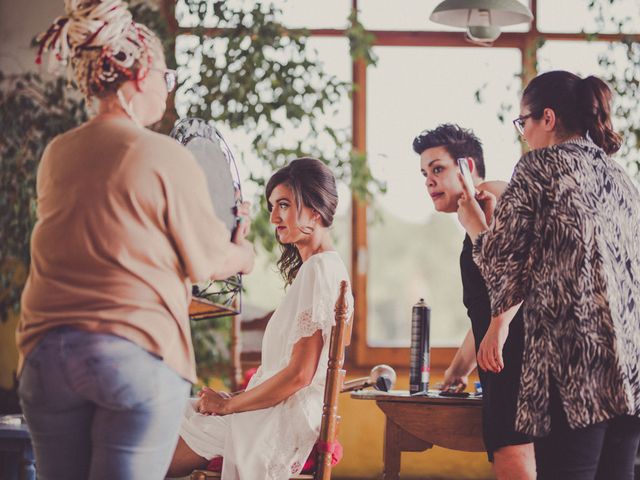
[315,280,352,480]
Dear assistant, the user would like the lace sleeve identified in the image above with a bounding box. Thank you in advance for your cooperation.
[284,258,347,354]
[290,297,334,346]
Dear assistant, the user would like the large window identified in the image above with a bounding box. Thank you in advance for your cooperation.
[175,32,352,312]
[171,0,640,369]
[359,0,530,32]
[366,46,521,348]
[537,0,640,34]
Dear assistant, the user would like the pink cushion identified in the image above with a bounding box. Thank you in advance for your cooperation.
[238,367,258,391]
[207,456,223,472]
[301,440,343,473]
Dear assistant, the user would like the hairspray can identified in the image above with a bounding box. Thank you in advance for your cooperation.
[409,298,431,395]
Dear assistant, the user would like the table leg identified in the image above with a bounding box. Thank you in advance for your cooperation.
[383,417,402,480]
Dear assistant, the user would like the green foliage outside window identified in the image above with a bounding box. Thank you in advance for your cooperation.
[0,1,380,386]
[590,0,640,175]
[176,1,382,253]
[0,74,88,319]
[0,1,379,322]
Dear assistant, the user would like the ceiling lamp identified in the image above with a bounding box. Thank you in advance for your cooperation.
[430,0,533,46]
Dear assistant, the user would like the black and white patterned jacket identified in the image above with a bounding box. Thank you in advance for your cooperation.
[473,137,640,437]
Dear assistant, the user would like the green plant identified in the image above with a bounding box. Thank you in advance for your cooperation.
[347,9,378,67]
[177,1,384,251]
[0,2,171,322]
[190,315,233,384]
[0,73,88,320]
[474,1,640,178]
[0,1,381,386]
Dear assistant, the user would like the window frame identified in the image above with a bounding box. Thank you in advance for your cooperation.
[164,0,640,370]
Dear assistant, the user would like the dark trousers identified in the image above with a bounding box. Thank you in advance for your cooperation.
[535,384,640,480]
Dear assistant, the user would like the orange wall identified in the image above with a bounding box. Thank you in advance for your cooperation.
[0,311,19,389]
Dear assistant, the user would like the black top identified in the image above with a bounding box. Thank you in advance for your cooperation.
[460,234,531,455]
[460,234,519,353]
[460,233,525,370]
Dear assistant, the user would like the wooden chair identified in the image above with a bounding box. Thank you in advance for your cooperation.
[191,280,352,480]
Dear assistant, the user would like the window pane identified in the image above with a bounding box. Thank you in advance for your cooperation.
[537,0,640,34]
[175,36,352,310]
[175,0,199,28]
[366,46,522,347]
[537,40,639,174]
[176,0,350,29]
[360,0,530,32]
[270,0,350,29]
[538,40,611,76]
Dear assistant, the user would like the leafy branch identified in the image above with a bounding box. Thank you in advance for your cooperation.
[0,0,382,390]
[176,1,383,251]
[0,73,88,320]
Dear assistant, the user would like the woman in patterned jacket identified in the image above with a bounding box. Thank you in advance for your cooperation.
[457,70,640,479]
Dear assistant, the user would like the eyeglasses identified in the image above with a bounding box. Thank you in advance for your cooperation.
[512,112,537,136]
[150,68,177,93]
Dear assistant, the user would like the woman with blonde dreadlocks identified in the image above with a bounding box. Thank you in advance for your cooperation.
[17,1,254,479]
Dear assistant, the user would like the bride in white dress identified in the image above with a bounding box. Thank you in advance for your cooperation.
[167,157,352,479]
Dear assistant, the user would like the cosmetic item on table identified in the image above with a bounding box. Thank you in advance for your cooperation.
[409,298,431,395]
[342,364,397,392]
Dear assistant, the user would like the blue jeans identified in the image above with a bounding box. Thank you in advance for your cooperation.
[18,327,190,480]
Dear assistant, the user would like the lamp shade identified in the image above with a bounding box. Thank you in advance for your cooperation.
[430,0,533,28]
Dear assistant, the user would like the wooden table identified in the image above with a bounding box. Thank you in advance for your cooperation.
[351,390,484,479]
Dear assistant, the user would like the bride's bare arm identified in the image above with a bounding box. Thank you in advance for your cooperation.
[197,330,324,415]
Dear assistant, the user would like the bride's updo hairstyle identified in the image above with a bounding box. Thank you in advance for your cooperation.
[265,158,339,285]
[36,0,161,99]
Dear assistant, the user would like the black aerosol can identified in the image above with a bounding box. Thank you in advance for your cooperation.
[409,298,431,395]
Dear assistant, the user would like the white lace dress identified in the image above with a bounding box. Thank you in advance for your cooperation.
[179,251,352,479]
